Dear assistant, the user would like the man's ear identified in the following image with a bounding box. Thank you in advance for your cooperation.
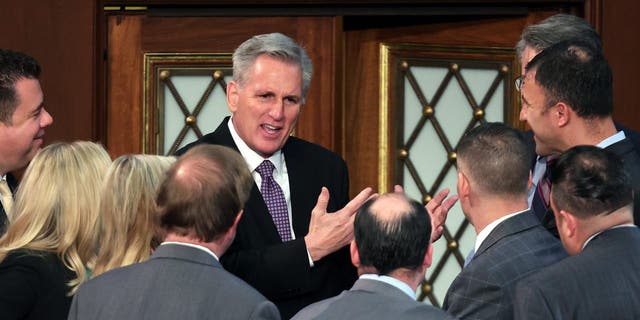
[555,102,571,127]
[227,80,239,113]
[423,243,433,269]
[350,240,359,268]
[527,170,533,191]
[457,171,470,200]
[558,209,578,239]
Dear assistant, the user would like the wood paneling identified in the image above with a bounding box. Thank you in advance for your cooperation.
[601,0,640,131]
[0,0,96,144]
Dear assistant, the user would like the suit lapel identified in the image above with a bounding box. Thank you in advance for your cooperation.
[476,211,539,257]
[282,140,312,238]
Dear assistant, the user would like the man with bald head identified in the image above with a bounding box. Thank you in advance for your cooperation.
[442,122,566,320]
[291,192,454,320]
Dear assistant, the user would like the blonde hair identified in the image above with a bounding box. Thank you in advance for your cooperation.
[93,154,175,277]
[0,141,111,294]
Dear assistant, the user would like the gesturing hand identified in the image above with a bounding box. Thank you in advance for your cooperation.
[305,187,373,262]
[393,185,458,242]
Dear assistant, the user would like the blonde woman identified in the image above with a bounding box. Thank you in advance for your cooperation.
[93,154,175,277]
[0,141,111,320]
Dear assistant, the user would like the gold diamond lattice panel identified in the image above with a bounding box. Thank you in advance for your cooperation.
[379,43,520,307]
[143,53,233,155]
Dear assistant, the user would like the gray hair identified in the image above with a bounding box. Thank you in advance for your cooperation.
[232,33,313,102]
[516,14,602,59]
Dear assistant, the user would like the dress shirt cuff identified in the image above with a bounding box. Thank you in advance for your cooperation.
[307,249,315,267]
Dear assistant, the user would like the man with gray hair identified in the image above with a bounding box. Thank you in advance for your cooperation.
[176,33,372,318]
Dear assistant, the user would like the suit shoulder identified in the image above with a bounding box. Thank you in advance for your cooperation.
[284,137,346,164]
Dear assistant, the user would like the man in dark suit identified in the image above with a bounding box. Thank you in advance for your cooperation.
[176,33,373,319]
[0,49,53,235]
[516,14,640,224]
[69,145,281,320]
[514,146,640,319]
[442,123,566,320]
[519,39,640,231]
[292,192,454,320]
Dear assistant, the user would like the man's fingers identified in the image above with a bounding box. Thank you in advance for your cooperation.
[430,188,451,205]
[312,187,330,215]
[441,194,459,212]
[341,187,373,215]
[393,185,404,193]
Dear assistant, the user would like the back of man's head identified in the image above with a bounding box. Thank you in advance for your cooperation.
[551,145,632,218]
[156,144,253,242]
[526,39,613,118]
[0,49,41,123]
[456,122,531,198]
[516,13,602,58]
[354,193,431,275]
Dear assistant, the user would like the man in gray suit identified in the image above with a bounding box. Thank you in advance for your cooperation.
[442,123,566,320]
[291,192,454,320]
[68,145,280,320]
[514,146,640,319]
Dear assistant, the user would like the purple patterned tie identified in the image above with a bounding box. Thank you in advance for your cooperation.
[256,160,292,242]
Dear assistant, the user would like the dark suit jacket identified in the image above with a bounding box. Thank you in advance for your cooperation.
[0,173,18,236]
[443,211,567,320]
[291,278,455,320]
[69,244,280,320]
[514,227,640,320]
[0,249,75,320]
[176,117,357,319]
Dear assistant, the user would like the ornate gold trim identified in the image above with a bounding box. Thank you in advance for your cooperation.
[379,44,391,193]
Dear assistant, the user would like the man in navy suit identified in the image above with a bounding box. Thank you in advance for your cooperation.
[0,49,54,235]
[292,192,454,320]
[519,39,640,233]
[176,33,373,318]
[516,14,640,226]
[442,123,566,320]
[514,146,640,319]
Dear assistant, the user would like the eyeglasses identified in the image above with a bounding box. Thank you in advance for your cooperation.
[515,76,523,92]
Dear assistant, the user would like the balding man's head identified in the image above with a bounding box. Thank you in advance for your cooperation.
[354,193,432,275]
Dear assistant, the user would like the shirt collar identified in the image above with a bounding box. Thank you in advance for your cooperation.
[228,116,284,174]
[474,209,528,253]
[359,274,416,299]
[582,223,637,250]
[597,131,626,149]
[160,241,219,261]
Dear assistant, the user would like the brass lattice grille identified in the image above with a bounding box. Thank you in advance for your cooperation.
[143,53,233,155]
[380,44,520,306]
[160,69,228,154]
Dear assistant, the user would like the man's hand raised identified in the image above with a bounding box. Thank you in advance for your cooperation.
[305,187,374,262]
[393,185,458,242]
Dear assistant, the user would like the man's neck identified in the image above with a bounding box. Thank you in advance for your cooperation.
[469,196,529,234]
[164,233,225,258]
[564,117,618,149]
